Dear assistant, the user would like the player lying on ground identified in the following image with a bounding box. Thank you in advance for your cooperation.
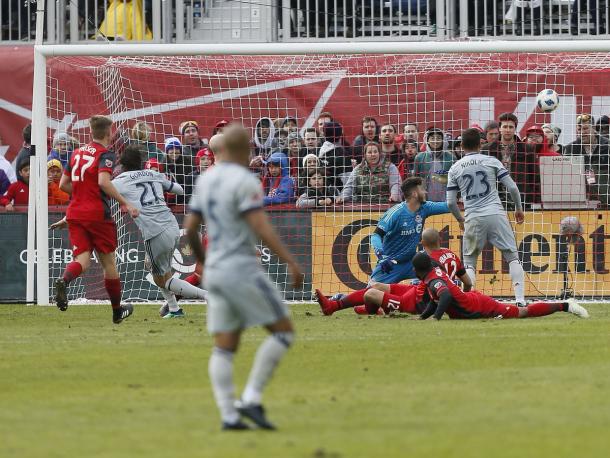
[50,115,139,324]
[446,127,527,306]
[367,176,449,285]
[185,123,304,431]
[412,251,589,320]
[112,145,208,318]
[316,227,472,316]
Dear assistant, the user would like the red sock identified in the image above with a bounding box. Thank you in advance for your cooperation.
[338,288,369,310]
[62,261,82,284]
[184,273,201,286]
[525,301,565,317]
[104,278,122,310]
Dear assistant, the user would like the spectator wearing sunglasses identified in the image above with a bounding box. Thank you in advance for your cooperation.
[564,114,610,207]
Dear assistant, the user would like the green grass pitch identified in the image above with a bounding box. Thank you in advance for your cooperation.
[1,303,610,458]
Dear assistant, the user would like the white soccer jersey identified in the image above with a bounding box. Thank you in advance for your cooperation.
[447,153,509,218]
[189,162,264,273]
[113,169,181,240]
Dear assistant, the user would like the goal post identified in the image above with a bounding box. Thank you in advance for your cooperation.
[31,40,610,305]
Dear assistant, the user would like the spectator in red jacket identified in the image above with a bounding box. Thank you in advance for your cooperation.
[1,159,30,211]
[397,138,418,179]
[525,125,561,159]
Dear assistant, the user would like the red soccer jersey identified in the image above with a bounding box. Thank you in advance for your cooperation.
[64,142,115,222]
[428,248,466,281]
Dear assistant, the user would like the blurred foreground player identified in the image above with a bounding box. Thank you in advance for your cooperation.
[50,115,139,324]
[185,123,304,430]
[412,252,589,321]
[316,227,471,316]
[113,145,208,318]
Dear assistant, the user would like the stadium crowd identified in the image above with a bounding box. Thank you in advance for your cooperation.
[2,111,610,212]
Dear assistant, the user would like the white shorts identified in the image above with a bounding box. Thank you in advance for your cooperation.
[204,268,289,334]
[463,214,518,258]
[144,225,180,277]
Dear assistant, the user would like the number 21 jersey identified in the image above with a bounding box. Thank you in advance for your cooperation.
[64,142,115,222]
[447,153,509,218]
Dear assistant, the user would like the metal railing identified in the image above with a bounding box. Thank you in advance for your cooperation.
[0,1,608,44]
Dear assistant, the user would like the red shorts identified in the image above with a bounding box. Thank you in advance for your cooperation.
[389,283,412,295]
[457,291,520,319]
[387,283,418,314]
[68,219,117,256]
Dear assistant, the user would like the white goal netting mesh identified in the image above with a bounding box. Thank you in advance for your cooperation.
[45,52,610,302]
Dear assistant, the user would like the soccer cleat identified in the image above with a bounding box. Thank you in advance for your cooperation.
[566,298,589,318]
[54,278,68,311]
[235,401,276,430]
[353,305,385,316]
[315,289,337,316]
[159,302,169,318]
[112,304,134,324]
[162,308,185,319]
[222,420,251,431]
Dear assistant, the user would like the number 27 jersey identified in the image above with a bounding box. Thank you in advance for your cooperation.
[64,142,115,222]
[446,153,509,218]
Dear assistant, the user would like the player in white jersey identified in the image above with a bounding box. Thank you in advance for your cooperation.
[185,124,303,431]
[446,128,527,306]
[113,145,208,318]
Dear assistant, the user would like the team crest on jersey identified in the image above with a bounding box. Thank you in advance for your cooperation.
[415,214,423,224]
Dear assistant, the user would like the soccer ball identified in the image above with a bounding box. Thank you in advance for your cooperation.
[536,89,560,112]
[560,216,583,236]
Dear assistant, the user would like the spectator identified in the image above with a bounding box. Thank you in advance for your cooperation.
[252,117,276,160]
[47,159,70,205]
[398,138,418,179]
[48,132,78,170]
[212,119,229,135]
[287,132,302,177]
[352,116,379,162]
[484,121,500,144]
[185,148,215,200]
[483,112,539,208]
[451,135,464,159]
[98,0,152,41]
[403,123,419,143]
[597,115,610,139]
[179,120,206,157]
[0,144,17,185]
[317,112,333,139]
[163,137,193,204]
[564,114,610,206]
[299,153,321,191]
[542,123,563,154]
[129,121,164,161]
[379,124,401,165]
[296,168,340,208]
[262,152,295,206]
[414,128,455,202]
[301,127,320,156]
[275,128,290,153]
[0,159,30,211]
[319,121,351,189]
[525,125,561,161]
[281,116,299,133]
[571,0,606,35]
[144,158,163,173]
[15,123,32,173]
[338,142,401,204]
[470,123,486,140]
[0,169,9,196]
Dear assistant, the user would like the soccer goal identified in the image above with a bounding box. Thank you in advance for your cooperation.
[30,40,610,306]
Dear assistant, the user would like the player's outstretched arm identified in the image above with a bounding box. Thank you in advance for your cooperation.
[432,291,453,320]
[499,174,524,224]
[446,188,464,228]
[419,300,437,320]
[244,208,304,289]
[59,173,72,195]
[99,172,139,219]
[184,212,206,265]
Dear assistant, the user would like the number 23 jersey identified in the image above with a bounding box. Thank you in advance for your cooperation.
[64,142,115,222]
[447,152,509,218]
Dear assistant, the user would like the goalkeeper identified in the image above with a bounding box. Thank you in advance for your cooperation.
[369,176,449,285]
[112,145,208,318]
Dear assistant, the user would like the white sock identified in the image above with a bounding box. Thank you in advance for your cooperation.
[509,260,525,304]
[242,332,294,405]
[160,288,180,312]
[209,347,239,424]
[465,266,476,288]
[164,277,208,300]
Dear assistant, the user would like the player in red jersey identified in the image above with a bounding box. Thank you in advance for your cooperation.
[315,227,472,316]
[50,115,139,323]
[411,252,589,320]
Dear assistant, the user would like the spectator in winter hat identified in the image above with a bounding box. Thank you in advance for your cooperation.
[596,115,610,139]
[296,168,340,209]
[1,159,30,211]
[213,120,229,135]
[179,120,205,156]
[414,128,455,202]
[163,136,193,204]
[541,123,563,154]
[47,159,69,205]
[185,148,215,201]
[298,153,321,193]
[47,132,77,170]
[525,125,560,159]
[251,117,276,169]
[262,151,295,206]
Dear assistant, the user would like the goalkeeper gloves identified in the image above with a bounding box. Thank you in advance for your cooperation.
[379,257,398,274]
[374,248,385,260]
